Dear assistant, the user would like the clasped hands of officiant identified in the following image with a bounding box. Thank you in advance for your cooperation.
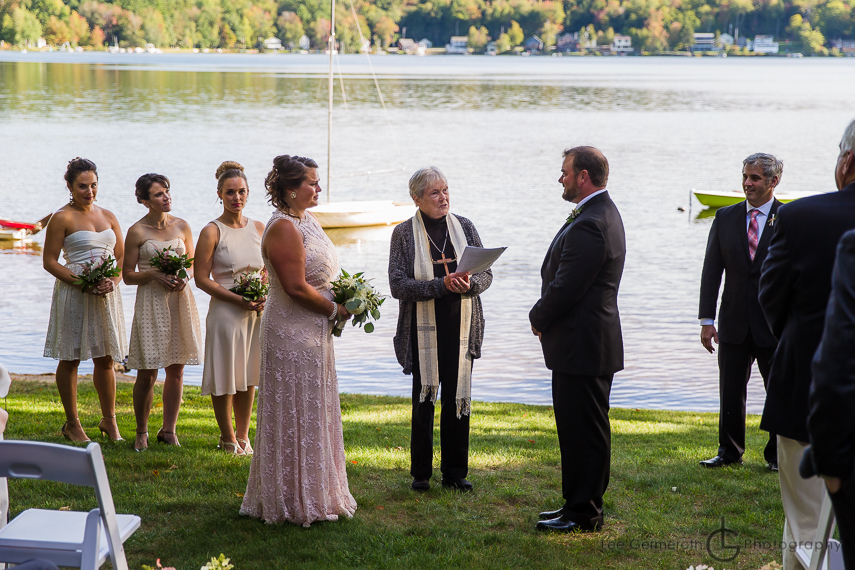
[444,271,470,293]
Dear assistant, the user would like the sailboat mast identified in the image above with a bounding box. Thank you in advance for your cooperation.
[327,0,335,203]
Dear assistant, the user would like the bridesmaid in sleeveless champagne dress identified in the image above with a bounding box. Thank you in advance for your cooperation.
[195,162,265,456]
[123,174,202,452]
[240,155,356,526]
[43,158,127,443]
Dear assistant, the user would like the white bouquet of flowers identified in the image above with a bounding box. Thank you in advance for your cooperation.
[330,269,386,337]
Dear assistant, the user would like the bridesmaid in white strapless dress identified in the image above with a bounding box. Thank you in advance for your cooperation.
[123,174,202,452]
[43,158,127,443]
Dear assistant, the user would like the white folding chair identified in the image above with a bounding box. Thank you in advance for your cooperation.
[0,441,141,570]
[0,363,9,541]
[790,491,846,570]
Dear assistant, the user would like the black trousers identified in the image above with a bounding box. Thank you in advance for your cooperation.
[410,340,470,481]
[552,371,613,527]
[717,335,777,463]
[830,479,855,569]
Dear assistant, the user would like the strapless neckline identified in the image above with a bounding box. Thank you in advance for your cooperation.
[67,228,112,237]
[142,238,183,245]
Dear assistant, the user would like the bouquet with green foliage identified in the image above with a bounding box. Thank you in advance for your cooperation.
[71,255,121,293]
[229,269,269,302]
[149,246,193,278]
[201,554,234,570]
[330,269,385,337]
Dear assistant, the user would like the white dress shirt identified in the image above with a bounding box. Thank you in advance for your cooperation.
[700,197,775,327]
[575,188,608,209]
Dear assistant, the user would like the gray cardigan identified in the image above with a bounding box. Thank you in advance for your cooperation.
[388,214,493,375]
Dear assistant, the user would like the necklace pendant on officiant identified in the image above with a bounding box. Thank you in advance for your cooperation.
[433,253,455,276]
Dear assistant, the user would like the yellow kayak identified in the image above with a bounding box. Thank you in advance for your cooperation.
[693,189,825,208]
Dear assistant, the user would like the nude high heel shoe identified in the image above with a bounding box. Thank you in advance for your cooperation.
[156,428,180,446]
[134,431,149,452]
[98,415,124,442]
[61,417,90,443]
[236,438,253,455]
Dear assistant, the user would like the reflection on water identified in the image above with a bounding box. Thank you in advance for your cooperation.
[694,208,717,220]
[0,240,40,252]
[2,54,854,412]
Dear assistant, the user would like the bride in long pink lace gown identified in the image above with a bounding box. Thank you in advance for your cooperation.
[240,155,357,526]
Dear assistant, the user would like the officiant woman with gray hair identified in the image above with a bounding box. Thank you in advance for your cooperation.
[389,166,493,493]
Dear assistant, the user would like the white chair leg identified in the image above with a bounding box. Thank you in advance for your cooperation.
[79,508,102,570]
[808,493,837,570]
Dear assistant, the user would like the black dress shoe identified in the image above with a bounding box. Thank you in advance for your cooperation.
[768,462,779,472]
[441,477,473,492]
[411,479,430,492]
[536,516,602,533]
[699,455,743,468]
[539,508,564,520]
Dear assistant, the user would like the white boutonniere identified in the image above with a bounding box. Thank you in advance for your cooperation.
[565,206,584,225]
[768,214,777,227]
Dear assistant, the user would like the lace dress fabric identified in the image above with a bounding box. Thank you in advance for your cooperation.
[201,219,263,396]
[127,238,203,370]
[44,229,127,362]
[240,211,357,526]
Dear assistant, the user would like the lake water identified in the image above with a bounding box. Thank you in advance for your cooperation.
[1,52,852,412]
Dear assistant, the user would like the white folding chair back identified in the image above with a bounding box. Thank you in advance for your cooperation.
[0,441,140,570]
[792,491,846,570]
[0,434,6,570]
[0,364,11,398]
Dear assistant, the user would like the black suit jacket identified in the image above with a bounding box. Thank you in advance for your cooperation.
[805,230,855,479]
[698,199,781,347]
[759,182,855,442]
[529,191,626,376]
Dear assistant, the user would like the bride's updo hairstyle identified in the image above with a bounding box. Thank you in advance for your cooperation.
[264,155,318,212]
[64,157,98,186]
[134,173,171,204]
[215,160,248,192]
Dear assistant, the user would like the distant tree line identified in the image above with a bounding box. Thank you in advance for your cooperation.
[0,0,851,55]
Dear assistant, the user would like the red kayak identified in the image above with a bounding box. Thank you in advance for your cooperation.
[0,219,37,230]
[0,213,52,232]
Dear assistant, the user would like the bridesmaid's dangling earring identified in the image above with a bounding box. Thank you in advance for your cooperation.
[68,192,74,206]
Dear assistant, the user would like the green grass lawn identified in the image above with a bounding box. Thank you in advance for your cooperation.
[2,375,783,570]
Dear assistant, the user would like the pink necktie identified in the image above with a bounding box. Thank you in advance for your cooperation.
[748,209,760,261]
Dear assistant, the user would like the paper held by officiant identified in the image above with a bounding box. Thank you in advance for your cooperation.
[456,246,507,275]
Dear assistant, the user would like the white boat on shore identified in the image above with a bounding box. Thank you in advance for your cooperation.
[0,227,29,241]
[311,0,410,230]
[311,200,414,228]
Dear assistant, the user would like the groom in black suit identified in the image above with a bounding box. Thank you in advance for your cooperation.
[698,153,782,470]
[530,146,626,533]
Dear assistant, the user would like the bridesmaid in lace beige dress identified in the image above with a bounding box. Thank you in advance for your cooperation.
[240,155,357,526]
[123,174,202,451]
[43,158,127,443]
[195,161,265,457]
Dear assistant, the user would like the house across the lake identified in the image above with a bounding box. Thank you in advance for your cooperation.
[611,35,633,54]
[556,32,580,53]
[263,37,283,51]
[691,33,717,52]
[523,35,544,54]
[752,35,779,53]
[832,39,855,54]
[446,36,468,54]
[397,38,418,54]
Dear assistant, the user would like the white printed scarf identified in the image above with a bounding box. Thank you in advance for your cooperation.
[412,209,473,418]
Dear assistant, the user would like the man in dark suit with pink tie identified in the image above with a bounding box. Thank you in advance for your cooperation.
[698,153,783,470]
